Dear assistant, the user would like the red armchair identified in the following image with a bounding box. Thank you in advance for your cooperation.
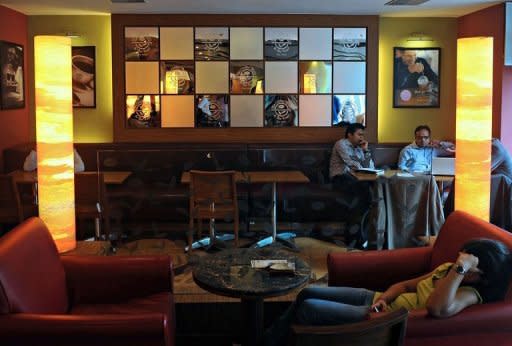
[328,210,512,346]
[0,217,175,346]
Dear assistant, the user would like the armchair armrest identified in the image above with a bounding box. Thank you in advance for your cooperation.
[406,303,512,337]
[61,256,173,305]
[0,313,171,346]
[328,247,432,290]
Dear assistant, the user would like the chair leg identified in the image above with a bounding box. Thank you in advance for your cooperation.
[234,213,239,248]
[209,218,216,246]
[197,219,203,239]
[94,217,101,240]
[188,215,194,252]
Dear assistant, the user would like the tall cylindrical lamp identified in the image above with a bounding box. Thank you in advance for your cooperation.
[455,37,493,221]
[34,36,76,252]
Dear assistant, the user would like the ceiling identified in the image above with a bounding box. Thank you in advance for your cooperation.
[0,0,505,17]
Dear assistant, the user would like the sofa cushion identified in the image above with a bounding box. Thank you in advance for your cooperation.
[0,218,68,314]
[430,210,512,273]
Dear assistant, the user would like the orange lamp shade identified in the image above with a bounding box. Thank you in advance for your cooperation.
[34,36,76,252]
[455,37,493,221]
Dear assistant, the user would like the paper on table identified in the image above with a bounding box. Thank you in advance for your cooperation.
[250,259,287,269]
[396,172,415,178]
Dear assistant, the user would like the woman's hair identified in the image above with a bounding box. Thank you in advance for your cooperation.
[461,238,512,302]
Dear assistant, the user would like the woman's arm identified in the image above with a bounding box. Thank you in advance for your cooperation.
[372,272,432,311]
[426,253,480,318]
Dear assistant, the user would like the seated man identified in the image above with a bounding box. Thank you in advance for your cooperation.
[329,123,375,248]
[329,122,374,179]
[23,148,85,172]
[491,138,512,180]
[398,125,455,173]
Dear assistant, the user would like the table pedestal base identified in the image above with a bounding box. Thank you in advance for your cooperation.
[241,297,264,346]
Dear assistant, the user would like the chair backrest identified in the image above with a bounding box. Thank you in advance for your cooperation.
[290,308,408,346]
[0,174,23,223]
[189,170,237,208]
[0,217,68,314]
[431,210,512,300]
[431,210,512,269]
[74,172,107,213]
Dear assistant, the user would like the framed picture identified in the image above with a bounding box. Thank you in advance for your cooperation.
[0,41,24,109]
[195,27,229,61]
[124,27,159,61]
[393,47,440,108]
[72,46,96,108]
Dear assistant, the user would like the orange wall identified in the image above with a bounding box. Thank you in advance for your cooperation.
[0,5,29,172]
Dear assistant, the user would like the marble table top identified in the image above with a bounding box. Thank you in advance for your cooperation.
[193,247,311,300]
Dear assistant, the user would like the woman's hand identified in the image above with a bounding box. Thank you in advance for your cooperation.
[456,252,479,272]
[370,299,388,313]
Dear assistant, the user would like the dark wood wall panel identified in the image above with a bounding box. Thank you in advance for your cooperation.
[112,14,379,143]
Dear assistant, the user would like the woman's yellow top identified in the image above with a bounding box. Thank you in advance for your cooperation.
[373,262,482,311]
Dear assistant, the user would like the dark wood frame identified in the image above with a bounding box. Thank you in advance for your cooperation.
[393,47,441,108]
[72,45,96,108]
[112,14,379,143]
[0,40,25,110]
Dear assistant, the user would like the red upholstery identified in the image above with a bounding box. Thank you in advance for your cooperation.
[0,217,175,346]
[327,210,512,345]
[0,218,68,314]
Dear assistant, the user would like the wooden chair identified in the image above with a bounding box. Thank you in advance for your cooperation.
[290,308,408,346]
[0,174,37,229]
[187,170,239,251]
[74,172,111,240]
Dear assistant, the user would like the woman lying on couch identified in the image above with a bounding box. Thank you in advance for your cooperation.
[264,238,512,346]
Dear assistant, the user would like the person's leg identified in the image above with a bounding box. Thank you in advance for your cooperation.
[295,298,370,325]
[294,286,374,325]
[296,286,374,306]
[263,286,374,346]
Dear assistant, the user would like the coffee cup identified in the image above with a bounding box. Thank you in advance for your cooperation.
[72,55,94,85]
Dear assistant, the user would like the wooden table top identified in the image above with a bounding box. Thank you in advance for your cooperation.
[181,170,310,184]
[351,169,454,183]
[9,170,132,185]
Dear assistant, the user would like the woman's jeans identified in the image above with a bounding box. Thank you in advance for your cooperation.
[264,286,375,346]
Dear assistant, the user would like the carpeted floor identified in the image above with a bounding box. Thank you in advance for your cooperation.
[66,236,354,303]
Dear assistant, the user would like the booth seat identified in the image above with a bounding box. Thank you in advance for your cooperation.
[327,210,512,346]
[2,142,404,226]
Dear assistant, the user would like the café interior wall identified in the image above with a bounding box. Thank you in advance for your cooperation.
[378,17,457,143]
[27,15,113,143]
[24,16,458,145]
[0,5,29,172]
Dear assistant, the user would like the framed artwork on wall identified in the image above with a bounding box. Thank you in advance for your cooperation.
[0,41,24,109]
[72,46,96,108]
[393,47,440,108]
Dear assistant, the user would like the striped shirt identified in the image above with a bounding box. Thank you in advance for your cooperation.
[329,138,375,178]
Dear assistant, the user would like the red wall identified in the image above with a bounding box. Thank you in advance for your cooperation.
[458,3,506,142]
[0,5,29,173]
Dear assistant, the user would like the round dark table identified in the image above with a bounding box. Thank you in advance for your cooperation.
[193,247,311,346]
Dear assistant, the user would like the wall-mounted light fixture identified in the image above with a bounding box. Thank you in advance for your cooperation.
[455,37,493,221]
[34,35,76,253]
[406,32,434,42]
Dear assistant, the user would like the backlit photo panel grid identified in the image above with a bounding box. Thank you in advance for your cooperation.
[124,26,367,129]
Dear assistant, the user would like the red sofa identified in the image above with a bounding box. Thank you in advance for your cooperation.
[0,217,175,346]
[328,210,512,346]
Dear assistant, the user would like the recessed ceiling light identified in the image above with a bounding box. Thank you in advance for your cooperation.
[385,0,430,5]
[111,0,147,3]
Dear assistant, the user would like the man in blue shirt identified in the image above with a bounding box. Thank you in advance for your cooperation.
[398,125,454,173]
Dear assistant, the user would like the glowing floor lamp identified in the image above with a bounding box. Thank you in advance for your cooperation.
[455,37,493,221]
[34,36,76,252]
